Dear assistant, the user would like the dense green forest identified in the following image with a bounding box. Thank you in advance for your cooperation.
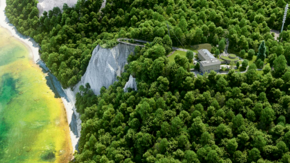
[75,41,290,162]
[6,0,290,87]
[6,0,290,162]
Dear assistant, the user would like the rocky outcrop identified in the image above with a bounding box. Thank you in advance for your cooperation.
[74,43,135,95]
[123,75,137,92]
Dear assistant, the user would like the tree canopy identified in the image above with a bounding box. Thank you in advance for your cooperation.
[5,0,290,162]
[74,39,290,162]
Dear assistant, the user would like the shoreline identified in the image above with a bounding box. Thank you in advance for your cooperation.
[0,0,79,154]
[0,0,40,63]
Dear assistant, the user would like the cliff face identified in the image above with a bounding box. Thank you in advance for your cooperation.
[36,43,136,151]
[74,43,135,95]
[37,0,78,16]
[37,0,107,16]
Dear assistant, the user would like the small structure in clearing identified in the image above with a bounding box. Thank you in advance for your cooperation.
[197,49,221,73]
[220,54,239,64]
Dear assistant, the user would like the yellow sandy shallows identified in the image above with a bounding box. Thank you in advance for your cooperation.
[0,27,72,162]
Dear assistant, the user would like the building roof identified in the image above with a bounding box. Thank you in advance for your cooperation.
[200,60,221,66]
[198,49,221,67]
[198,49,215,60]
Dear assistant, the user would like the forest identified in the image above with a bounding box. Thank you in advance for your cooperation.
[6,0,290,87]
[5,0,290,162]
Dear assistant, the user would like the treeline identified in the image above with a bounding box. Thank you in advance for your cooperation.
[75,38,290,162]
[6,0,290,88]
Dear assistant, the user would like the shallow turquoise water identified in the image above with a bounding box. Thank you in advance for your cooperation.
[0,27,72,162]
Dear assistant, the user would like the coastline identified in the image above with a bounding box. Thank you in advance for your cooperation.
[0,0,80,153]
[0,0,39,63]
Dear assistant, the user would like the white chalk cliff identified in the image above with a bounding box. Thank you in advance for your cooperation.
[37,0,107,16]
[37,0,78,16]
[74,43,136,95]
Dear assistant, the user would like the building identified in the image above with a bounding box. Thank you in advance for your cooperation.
[197,49,221,73]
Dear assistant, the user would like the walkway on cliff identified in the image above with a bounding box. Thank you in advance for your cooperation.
[117,38,191,55]
[117,38,147,47]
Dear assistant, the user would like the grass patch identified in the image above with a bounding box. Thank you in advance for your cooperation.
[220,56,239,61]
[257,70,264,75]
[229,54,236,58]
[177,43,212,52]
[247,55,257,65]
[235,51,258,66]
[168,50,195,68]
[176,45,198,53]
[168,50,187,63]
[191,43,213,51]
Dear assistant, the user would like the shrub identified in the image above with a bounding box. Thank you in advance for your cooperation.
[256,59,264,69]
[248,49,255,59]
[242,60,249,69]
[236,62,240,68]
[240,50,246,58]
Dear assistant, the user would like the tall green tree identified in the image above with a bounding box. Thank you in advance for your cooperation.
[257,41,266,61]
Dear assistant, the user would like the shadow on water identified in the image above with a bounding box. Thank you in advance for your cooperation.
[41,150,56,162]
[37,60,69,101]
[70,112,79,138]
[37,60,79,150]
[0,74,18,105]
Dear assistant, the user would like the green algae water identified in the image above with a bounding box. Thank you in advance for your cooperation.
[0,27,72,162]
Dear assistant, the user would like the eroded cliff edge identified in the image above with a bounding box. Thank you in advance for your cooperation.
[64,43,136,146]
